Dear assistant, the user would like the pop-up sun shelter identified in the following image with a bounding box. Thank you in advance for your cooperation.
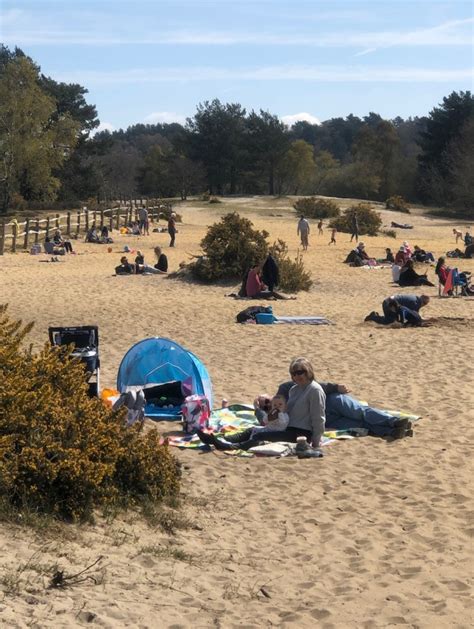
[117,337,213,418]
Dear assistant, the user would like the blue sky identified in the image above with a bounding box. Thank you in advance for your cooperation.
[1,0,473,132]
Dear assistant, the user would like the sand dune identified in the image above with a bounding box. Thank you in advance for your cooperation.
[0,197,472,627]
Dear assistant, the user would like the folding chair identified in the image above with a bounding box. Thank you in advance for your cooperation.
[48,326,100,397]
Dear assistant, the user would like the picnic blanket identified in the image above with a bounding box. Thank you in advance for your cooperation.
[164,404,421,456]
[274,316,333,325]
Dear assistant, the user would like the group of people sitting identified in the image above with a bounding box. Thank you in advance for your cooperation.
[85,224,114,244]
[365,294,431,326]
[344,242,375,266]
[239,254,294,300]
[115,246,168,275]
[198,357,413,452]
[390,242,436,287]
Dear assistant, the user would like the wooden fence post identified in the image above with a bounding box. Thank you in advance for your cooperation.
[66,212,71,235]
[0,222,5,255]
[55,213,60,229]
[11,222,17,253]
[92,211,97,227]
[35,219,40,244]
[23,218,30,250]
[100,210,104,229]
[109,212,113,231]
[45,217,50,240]
[76,211,81,238]
[85,210,89,232]
[115,208,120,230]
[134,206,138,222]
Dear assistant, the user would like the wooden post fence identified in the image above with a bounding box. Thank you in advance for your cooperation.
[45,217,50,240]
[23,218,30,250]
[55,213,60,229]
[100,210,104,229]
[66,212,71,236]
[34,219,40,244]
[115,208,120,230]
[0,222,5,255]
[85,210,89,232]
[11,222,17,253]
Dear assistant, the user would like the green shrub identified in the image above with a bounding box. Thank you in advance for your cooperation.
[0,306,180,522]
[329,203,382,236]
[293,197,340,219]
[270,240,312,292]
[385,195,411,213]
[190,213,269,281]
[158,208,182,222]
[381,229,397,239]
[209,197,222,204]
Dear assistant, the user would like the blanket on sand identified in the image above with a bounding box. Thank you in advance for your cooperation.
[164,404,421,456]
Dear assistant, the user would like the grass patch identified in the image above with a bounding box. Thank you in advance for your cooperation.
[141,502,193,535]
[136,544,193,562]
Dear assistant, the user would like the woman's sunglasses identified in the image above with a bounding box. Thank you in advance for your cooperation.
[291,369,306,376]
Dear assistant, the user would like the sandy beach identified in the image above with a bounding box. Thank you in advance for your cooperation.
[0,197,472,628]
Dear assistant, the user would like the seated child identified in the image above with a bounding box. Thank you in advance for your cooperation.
[251,394,289,436]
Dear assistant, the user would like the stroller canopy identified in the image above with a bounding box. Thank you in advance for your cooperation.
[117,337,213,416]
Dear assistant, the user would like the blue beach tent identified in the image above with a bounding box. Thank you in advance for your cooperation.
[117,337,213,418]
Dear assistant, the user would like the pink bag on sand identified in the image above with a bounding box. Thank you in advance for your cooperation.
[181,395,211,434]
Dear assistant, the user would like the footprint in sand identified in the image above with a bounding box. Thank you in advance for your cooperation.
[310,608,331,620]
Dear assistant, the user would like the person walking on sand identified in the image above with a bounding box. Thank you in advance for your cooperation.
[138,207,149,236]
[350,211,359,242]
[317,219,324,235]
[168,212,177,247]
[329,227,337,245]
[297,215,310,250]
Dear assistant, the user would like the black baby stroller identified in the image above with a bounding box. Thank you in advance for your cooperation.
[48,325,100,397]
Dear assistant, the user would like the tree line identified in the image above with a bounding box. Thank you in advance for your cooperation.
[0,45,472,217]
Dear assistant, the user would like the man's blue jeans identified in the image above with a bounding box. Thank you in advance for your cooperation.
[326,393,396,437]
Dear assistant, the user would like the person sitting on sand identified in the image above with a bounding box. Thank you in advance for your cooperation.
[53,229,74,253]
[44,236,65,256]
[398,260,435,287]
[394,246,409,266]
[154,246,168,273]
[365,294,430,326]
[100,225,113,244]
[384,248,395,263]
[85,224,100,243]
[212,394,290,449]
[115,256,135,275]
[464,231,473,247]
[246,263,291,300]
[412,245,435,263]
[261,252,280,292]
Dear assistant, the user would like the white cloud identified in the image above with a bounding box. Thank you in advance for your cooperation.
[282,113,321,127]
[58,65,474,85]
[144,111,186,124]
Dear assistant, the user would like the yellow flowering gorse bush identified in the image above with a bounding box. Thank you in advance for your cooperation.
[0,305,180,521]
